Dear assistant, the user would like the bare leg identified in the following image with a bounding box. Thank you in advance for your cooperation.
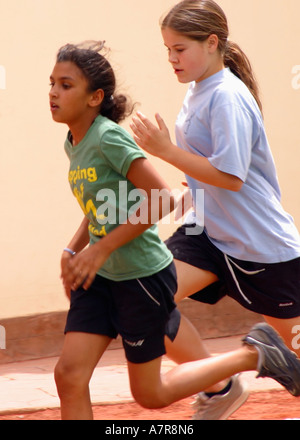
[54,332,112,420]
[165,315,229,392]
[264,315,300,358]
[165,315,212,363]
[165,259,228,392]
[128,344,258,409]
[174,259,218,303]
[174,260,300,361]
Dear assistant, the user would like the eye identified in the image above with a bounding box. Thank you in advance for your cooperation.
[62,83,71,89]
[166,47,185,54]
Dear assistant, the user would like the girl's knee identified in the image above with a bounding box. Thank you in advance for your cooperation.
[131,385,167,409]
[54,359,87,396]
[128,359,170,409]
[54,361,71,392]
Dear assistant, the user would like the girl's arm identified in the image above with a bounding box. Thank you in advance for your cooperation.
[60,216,90,298]
[63,158,176,291]
[63,216,90,254]
[131,112,243,192]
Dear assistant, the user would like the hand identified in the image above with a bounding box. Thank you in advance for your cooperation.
[130,112,174,160]
[61,244,110,292]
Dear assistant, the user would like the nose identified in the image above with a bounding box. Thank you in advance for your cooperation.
[49,90,57,99]
[168,50,178,65]
[49,84,58,99]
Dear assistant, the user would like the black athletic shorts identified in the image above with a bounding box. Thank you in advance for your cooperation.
[165,224,300,319]
[65,262,181,364]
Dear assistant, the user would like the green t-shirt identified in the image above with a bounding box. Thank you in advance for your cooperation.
[64,115,173,281]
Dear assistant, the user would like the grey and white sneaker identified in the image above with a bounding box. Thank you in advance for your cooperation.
[243,323,300,397]
[192,374,249,420]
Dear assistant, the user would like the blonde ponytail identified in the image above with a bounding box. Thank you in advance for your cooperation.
[161,0,263,113]
[224,40,262,113]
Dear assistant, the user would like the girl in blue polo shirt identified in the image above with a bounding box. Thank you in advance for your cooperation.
[132,0,300,343]
[131,0,300,399]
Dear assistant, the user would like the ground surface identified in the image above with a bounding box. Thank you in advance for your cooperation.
[0,390,299,421]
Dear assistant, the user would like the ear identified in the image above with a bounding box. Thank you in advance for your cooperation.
[89,88,104,108]
[207,34,219,53]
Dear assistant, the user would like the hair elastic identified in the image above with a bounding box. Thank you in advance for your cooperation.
[63,247,76,256]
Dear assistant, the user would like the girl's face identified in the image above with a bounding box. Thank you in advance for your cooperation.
[49,61,95,126]
[162,27,223,84]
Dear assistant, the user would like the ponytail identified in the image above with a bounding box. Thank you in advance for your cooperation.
[224,41,262,113]
[161,0,263,113]
[101,92,133,124]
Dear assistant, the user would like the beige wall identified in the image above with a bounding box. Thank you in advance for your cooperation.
[0,0,299,319]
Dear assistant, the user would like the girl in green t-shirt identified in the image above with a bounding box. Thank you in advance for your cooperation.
[49,41,299,420]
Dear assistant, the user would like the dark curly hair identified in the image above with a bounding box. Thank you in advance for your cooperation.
[56,41,134,123]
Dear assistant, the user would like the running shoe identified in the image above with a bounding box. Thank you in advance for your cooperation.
[192,374,249,420]
[243,323,300,397]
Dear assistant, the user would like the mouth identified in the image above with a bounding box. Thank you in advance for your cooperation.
[50,102,59,112]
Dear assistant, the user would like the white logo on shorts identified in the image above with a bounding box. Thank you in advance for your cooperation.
[124,339,145,347]
[279,302,294,307]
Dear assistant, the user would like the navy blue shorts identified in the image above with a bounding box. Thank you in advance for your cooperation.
[166,225,300,319]
[64,262,181,364]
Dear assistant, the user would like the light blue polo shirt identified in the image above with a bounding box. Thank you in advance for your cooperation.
[176,68,300,263]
